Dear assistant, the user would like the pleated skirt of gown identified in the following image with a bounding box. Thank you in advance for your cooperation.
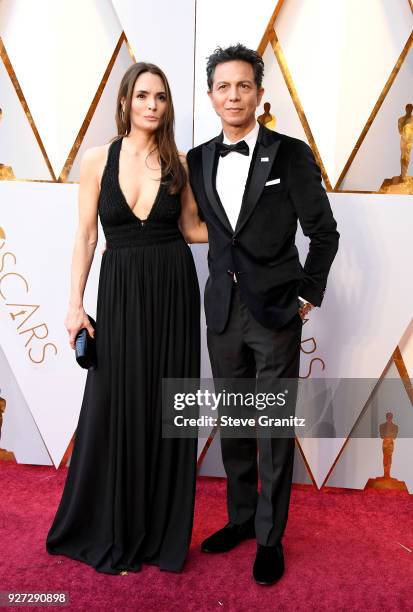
[46,237,200,574]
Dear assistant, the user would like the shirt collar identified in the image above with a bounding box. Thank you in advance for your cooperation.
[222,121,259,150]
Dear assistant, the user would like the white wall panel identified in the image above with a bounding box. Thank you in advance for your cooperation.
[326,363,413,492]
[194,0,275,145]
[275,0,413,186]
[258,42,308,142]
[68,42,134,181]
[111,0,196,152]
[0,0,122,178]
[0,181,104,466]
[0,60,51,180]
[0,345,52,465]
[341,46,413,191]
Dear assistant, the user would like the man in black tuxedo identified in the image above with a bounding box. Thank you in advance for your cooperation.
[186,44,339,585]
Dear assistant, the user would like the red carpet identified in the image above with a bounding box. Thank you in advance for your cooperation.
[1,462,413,611]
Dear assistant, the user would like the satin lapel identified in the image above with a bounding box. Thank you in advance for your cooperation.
[234,137,281,235]
[202,140,233,232]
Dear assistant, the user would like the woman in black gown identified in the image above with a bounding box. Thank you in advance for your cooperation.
[46,63,207,574]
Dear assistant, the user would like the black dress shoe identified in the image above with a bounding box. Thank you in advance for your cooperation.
[201,520,255,553]
[253,542,285,585]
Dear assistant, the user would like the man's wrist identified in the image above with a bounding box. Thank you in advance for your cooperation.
[298,296,314,309]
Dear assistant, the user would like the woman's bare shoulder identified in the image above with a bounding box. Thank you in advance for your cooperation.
[80,142,114,183]
[81,143,111,167]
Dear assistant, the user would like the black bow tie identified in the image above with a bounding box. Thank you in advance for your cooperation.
[217,140,249,158]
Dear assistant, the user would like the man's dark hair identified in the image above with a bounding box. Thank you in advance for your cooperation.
[206,43,264,91]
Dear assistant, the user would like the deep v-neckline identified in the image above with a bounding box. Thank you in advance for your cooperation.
[116,136,163,223]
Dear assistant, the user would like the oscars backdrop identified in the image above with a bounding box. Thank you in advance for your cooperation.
[1,0,412,493]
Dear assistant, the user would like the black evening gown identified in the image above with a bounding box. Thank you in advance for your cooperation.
[46,137,200,574]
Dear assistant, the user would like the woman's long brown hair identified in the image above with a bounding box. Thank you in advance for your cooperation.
[115,62,186,195]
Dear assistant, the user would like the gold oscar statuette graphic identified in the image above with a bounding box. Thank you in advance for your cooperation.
[0,107,15,181]
[257,102,277,131]
[0,389,16,462]
[365,412,407,491]
[380,104,413,194]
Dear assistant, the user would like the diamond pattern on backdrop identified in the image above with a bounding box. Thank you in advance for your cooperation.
[325,360,413,492]
[0,344,53,465]
[0,41,54,180]
[66,36,135,182]
[0,0,122,179]
[339,38,413,192]
[273,0,413,188]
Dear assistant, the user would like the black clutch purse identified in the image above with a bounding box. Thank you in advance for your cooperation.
[75,315,97,370]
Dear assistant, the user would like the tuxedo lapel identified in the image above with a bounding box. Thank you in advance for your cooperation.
[202,135,233,233]
[234,126,281,235]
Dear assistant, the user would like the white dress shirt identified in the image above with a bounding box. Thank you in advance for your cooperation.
[215,122,259,231]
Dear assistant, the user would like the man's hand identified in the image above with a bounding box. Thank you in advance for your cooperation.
[298,301,314,321]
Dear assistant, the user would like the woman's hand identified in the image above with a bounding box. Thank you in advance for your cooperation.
[65,305,95,349]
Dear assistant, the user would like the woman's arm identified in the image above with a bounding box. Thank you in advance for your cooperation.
[65,147,102,349]
[178,154,208,244]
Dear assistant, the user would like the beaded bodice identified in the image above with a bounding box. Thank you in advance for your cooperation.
[98,137,182,248]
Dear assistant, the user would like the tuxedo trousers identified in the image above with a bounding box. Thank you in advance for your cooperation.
[207,282,302,546]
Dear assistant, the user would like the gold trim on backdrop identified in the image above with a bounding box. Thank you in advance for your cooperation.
[320,354,395,489]
[1,29,137,185]
[58,433,75,468]
[393,346,413,405]
[58,32,129,182]
[338,190,387,194]
[124,35,137,63]
[0,37,56,181]
[196,425,218,471]
[0,178,79,185]
[0,382,55,467]
[257,0,286,57]
[334,31,413,190]
[294,437,318,488]
[267,29,333,190]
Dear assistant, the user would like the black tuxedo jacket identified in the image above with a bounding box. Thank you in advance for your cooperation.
[187,124,339,333]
